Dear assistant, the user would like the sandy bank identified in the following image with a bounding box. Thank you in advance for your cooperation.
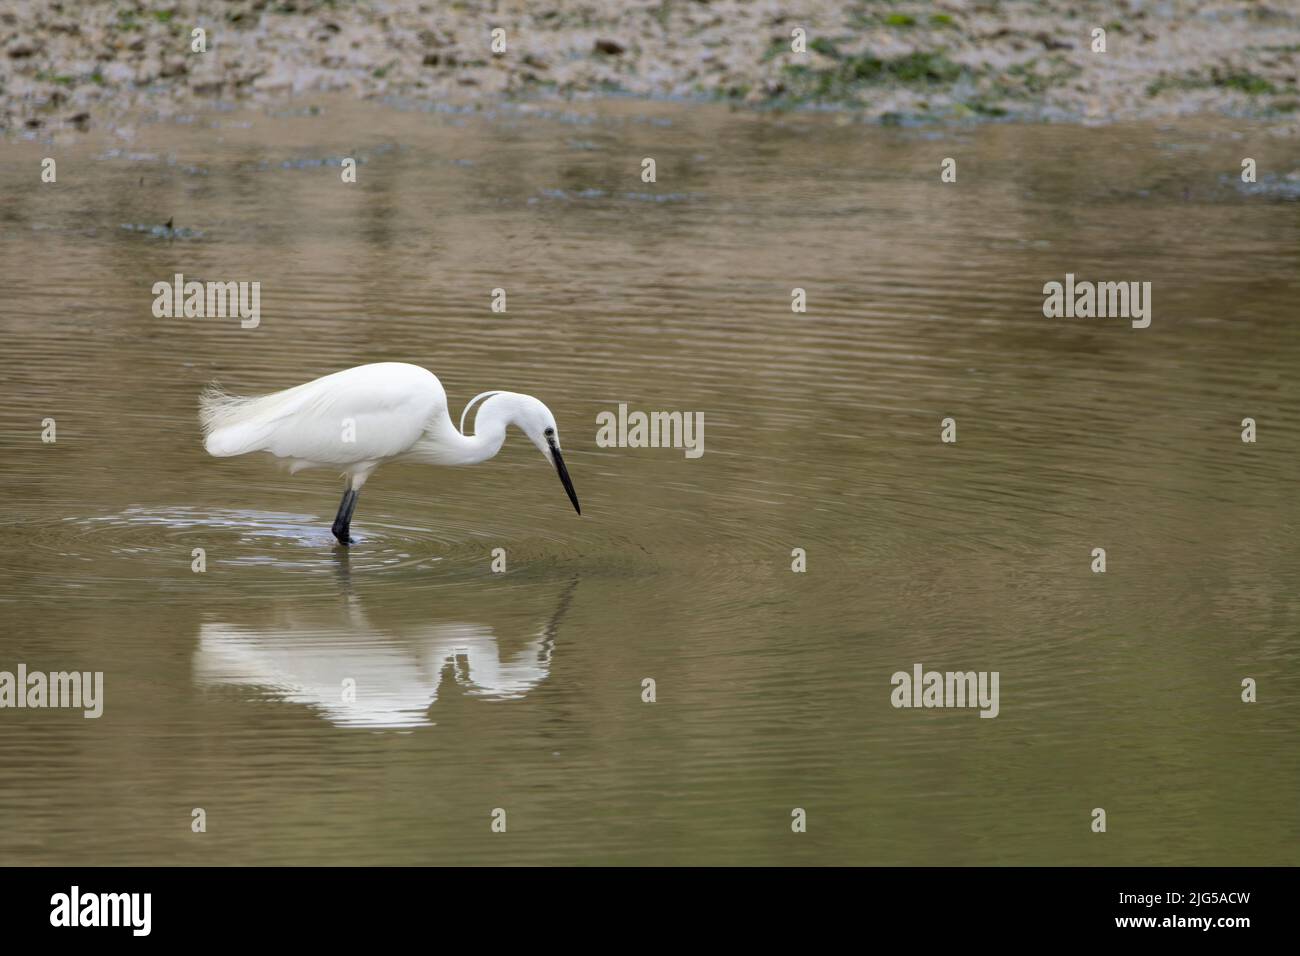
[2,1,1298,133]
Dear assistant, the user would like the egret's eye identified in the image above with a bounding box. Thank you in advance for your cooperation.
[544,427,555,438]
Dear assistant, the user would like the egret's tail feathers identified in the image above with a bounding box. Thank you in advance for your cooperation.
[199,384,288,457]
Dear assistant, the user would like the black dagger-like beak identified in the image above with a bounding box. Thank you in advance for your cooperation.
[547,438,581,515]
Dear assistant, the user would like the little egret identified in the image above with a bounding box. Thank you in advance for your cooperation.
[199,362,580,545]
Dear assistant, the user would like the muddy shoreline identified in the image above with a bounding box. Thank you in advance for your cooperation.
[3,1,1299,135]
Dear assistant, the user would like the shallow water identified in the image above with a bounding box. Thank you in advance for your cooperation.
[1,99,1297,864]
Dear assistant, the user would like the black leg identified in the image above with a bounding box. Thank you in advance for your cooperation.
[331,487,359,545]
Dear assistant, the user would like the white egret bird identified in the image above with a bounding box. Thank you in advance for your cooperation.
[199,362,580,545]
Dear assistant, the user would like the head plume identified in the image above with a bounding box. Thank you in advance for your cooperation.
[459,391,502,436]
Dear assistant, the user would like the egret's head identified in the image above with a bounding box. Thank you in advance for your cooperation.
[473,392,579,515]
[520,397,580,516]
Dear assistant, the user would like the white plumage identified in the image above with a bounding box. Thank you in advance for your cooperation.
[202,363,442,470]
[196,620,554,728]
[199,362,581,544]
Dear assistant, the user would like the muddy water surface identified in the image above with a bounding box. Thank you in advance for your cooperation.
[1,99,1297,864]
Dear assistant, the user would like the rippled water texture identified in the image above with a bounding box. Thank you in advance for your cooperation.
[1,99,1298,864]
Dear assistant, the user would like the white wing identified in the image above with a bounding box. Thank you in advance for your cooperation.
[200,362,445,465]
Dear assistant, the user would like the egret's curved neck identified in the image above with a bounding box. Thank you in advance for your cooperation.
[453,417,508,465]
[409,393,518,466]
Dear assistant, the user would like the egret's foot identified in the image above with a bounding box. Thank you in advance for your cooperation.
[330,487,361,547]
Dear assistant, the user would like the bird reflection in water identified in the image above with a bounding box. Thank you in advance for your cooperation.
[194,554,577,729]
